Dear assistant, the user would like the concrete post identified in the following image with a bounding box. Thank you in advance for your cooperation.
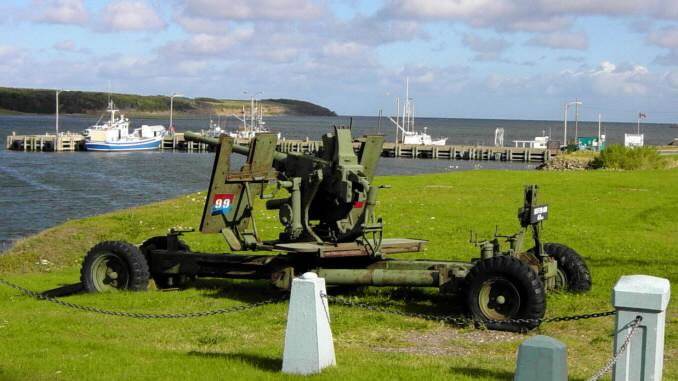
[282,272,336,375]
[514,335,567,381]
[613,275,670,381]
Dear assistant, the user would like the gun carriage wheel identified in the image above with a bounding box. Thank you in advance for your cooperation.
[465,256,546,332]
[530,243,591,292]
[81,241,150,292]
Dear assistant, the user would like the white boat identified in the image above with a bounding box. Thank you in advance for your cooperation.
[513,136,550,149]
[229,98,281,140]
[204,118,224,137]
[84,101,166,151]
[388,78,448,146]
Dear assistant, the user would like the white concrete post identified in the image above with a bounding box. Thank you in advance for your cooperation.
[282,272,336,375]
[514,335,567,381]
[612,275,670,381]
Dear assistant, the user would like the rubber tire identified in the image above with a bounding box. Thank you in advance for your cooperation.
[465,256,546,332]
[542,243,592,293]
[139,236,193,289]
[81,241,150,292]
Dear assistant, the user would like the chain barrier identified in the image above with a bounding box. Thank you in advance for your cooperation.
[322,294,616,327]
[1,275,614,325]
[3,277,640,380]
[586,315,643,381]
[0,278,286,319]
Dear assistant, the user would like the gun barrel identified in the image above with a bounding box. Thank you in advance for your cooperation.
[183,131,288,160]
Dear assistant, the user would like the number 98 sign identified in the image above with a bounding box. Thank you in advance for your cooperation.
[211,194,234,215]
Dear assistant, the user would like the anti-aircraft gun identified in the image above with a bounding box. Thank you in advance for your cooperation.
[187,126,388,253]
[79,126,592,332]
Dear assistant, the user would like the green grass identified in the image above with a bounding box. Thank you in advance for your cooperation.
[1,170,676,380]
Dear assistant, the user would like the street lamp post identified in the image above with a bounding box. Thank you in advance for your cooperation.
[55,89,65,136]
[563,100,583,146]
[169,93,183,131]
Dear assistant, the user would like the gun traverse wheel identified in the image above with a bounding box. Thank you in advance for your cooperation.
[465,256,546,332]
[541,243,592,293]
[81,241,149,292]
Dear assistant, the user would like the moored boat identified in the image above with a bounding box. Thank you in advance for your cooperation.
[84,101,166,151]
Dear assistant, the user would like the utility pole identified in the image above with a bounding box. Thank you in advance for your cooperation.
[574,98,580,143]
[563,103,567,146]
[563,100,583,146]
[169,93,183,131]
[55,90,63,136]
[598,113,602,151]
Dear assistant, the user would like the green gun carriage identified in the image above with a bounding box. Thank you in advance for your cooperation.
[80,126,591,331]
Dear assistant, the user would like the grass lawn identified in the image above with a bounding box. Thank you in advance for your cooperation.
[1,169,676,380]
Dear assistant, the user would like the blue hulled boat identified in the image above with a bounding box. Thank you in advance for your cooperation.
[83,101,166,152]
[84,136,164,151]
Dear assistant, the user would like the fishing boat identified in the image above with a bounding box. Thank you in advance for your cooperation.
[229,98,281,140]
[203,118,225,138]
[388,78,448,146]
[84,101,166,151]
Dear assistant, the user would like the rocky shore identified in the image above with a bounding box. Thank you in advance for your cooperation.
[537,155,593,171]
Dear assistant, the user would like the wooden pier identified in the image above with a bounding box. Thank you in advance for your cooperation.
[5,132,551,162]
[273,139,550,162]
[5,132,85,152]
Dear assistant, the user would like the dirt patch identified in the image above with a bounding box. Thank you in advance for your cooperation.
[372,327,522,356]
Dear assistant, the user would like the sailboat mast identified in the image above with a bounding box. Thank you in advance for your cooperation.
[395,96,400,144]
[405,77,410,132]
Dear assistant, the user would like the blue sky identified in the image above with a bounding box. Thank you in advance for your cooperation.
[1,0,677,122]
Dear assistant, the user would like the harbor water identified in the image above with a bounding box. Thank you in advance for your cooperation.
[1,114,675,251]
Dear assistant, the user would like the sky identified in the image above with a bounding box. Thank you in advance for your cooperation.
[0,0,677,122]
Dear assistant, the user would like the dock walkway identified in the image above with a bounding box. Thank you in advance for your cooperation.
[5,132,552,162]
[5,132,84,152]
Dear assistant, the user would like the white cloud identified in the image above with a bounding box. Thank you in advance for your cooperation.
[528,31,588,50]
[53,40,77,52]
[380,0,678,32]
[462,33,510,61]
[163,28,255,56]
[0,45,26,68]
[100,1,165,31]
[321,41,368,58]
[32,0,88,25]
[588,61,649,96]
[665,70,678,90]
[180,0,325,21]
[648,27,678,49]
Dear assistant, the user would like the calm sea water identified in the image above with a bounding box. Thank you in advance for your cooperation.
[1,114,675,251]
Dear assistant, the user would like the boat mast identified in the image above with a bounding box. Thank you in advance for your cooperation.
[395,96,400,144]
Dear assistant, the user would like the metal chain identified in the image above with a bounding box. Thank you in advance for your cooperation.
[586,315,643,381]
[323,294,616,327]
[0,278,286,319]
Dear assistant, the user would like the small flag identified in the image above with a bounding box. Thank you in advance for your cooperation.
[638,112,647,119]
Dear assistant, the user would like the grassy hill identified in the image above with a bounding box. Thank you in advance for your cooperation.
[0,87,337,117]
[0,169,676,380]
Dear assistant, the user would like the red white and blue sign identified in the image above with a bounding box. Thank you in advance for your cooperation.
[211,194,234,215]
